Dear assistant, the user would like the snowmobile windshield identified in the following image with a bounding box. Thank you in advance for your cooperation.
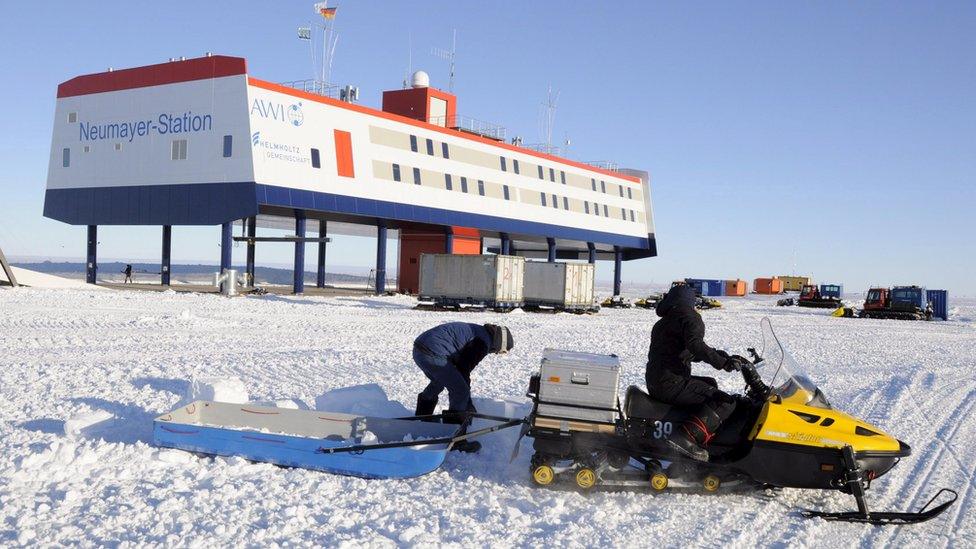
[758,318,831,409]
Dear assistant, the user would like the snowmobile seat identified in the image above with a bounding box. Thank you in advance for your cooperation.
[624,385,674,420]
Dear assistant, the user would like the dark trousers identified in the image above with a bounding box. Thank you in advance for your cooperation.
[413,348,472,412]
[647,369,735,427]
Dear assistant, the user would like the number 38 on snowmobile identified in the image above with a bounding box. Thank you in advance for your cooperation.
[523,319,956,525]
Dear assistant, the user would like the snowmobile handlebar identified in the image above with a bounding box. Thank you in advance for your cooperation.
[741,363,770,401]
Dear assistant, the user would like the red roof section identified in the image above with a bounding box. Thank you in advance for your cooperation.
[57,55,247,98]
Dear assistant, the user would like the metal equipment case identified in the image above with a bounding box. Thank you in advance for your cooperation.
[523,261,596,311]
[536,349,620,424]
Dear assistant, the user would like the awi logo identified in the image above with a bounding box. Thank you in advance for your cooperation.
[251,98,304,127]
[252,132,261,146]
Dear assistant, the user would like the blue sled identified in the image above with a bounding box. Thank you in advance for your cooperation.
[153,401,461,479]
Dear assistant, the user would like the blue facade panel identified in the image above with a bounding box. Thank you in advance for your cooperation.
[43,182,657,258]
[926,289,948,321]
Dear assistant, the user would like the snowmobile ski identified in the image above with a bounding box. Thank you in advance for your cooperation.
[802,488,957,525]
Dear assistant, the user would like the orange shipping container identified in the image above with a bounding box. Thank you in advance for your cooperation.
[753,277,784,294]
[725,279,747,296]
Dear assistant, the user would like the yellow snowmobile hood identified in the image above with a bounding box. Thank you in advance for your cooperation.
[751,398,904,454]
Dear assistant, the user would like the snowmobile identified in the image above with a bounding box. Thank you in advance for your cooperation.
[601,295,633,309]
[523,319,957,525]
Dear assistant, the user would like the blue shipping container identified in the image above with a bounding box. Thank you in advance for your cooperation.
[685,278,725,297]
[926,289,948,321]
[819,284,843,299]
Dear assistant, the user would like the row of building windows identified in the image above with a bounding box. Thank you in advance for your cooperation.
[398,129,641,202]
[382,160,640,223]
[61,135,234,167]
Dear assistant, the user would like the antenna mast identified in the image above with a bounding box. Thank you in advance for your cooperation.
[432,29,457,92]
[312,1,339,84]
[542,85,561,154]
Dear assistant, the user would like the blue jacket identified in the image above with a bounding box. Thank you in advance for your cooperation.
[414,322,493,371]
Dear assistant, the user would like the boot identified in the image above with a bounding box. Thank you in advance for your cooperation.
[443,409,481,453]
[414,394,438,418]
[668,407,722,462]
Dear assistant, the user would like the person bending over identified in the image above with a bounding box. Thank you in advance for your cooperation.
[412,322,514,453]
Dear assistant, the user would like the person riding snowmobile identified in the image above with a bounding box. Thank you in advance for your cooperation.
[412,322,515,453]
[646,284,750,461]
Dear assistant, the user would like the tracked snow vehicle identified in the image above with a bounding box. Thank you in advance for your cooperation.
[523,319,956,524]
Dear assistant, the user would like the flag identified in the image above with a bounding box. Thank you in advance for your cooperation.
[314,2,337,19]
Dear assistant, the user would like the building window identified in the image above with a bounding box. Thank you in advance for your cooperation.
[600,180,606,193]
[563,197,569,210]
[426,138,434,156]
[413,167,422,185]
[513,159,520,174]
[630,209,635,222]
[171,139,187,160]
[603,204,609,217]
[223,135,233,158]
[591,178,596,191]
[551,194,558,209]
[538,165,544,179]
[594,202,600,216]
[442,142,450,159]
[477,180,485,196]
[115,143,122,151]
[500,156,507,172]
[560,171,566,185]
[621,207,627,219]
[618,186,624,197]
[540,192,547,206]
[392,163,401,182]
[445,173,453,190]
[584,201,590,214]
[460,176,468,193]
[503,185,510,200]
[410,135,418,152]
[83,145,91,153]
[62,147,70,167]
[549,168,555,182]
[67,112,77,123]
[627,187,633,199]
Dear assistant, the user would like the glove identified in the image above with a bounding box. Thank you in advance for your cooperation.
[722,355,750,372]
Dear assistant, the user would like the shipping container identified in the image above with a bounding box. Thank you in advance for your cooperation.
[725,279,747,297]
[685,278,725,297]
[926,289,949,321]
[536,349,620,424]
[523,261,596,311]
[419,254,524,307]
[779,276,812,292]
[818,284,843,299]
[753,277,784,294]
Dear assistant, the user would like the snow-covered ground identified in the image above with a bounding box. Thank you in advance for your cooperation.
[1,287,973,547]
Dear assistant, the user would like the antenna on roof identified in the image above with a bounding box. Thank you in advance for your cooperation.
[541,85,561,155]
[431,29,457,92]
[403,33,413,89]
[310,1,340,84]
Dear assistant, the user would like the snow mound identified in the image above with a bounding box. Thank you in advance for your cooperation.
[63,410,114,439]
[315,383,410,417]
[182,377,249,404]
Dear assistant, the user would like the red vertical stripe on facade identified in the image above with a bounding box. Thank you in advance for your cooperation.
[334,130,355,178]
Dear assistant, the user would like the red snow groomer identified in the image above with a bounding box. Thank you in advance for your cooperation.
[797,284,843,309]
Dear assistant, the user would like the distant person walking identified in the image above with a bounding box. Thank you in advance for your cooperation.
[122,264,133,283]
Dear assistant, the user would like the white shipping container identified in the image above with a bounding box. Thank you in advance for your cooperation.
[419,254,524,305]
[523,261,595,308]
[536,349,620,424]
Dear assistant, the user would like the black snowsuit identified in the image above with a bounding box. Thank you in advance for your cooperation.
[646,285,735,435]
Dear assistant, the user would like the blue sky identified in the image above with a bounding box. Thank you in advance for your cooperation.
[0,2,972,294]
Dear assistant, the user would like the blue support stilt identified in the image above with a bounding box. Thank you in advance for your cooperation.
[547,237,556,263]
[500,233,511,255]
[613,246,623,296]
[587,242,596,264]
[86,225,97,284]
[294,212,306,294]
[445,227,454,254]
[317,220,327,288]
[220,222,232,273]
[246,217,256,286]
[375,222,387,294]
[161,225,172,286]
